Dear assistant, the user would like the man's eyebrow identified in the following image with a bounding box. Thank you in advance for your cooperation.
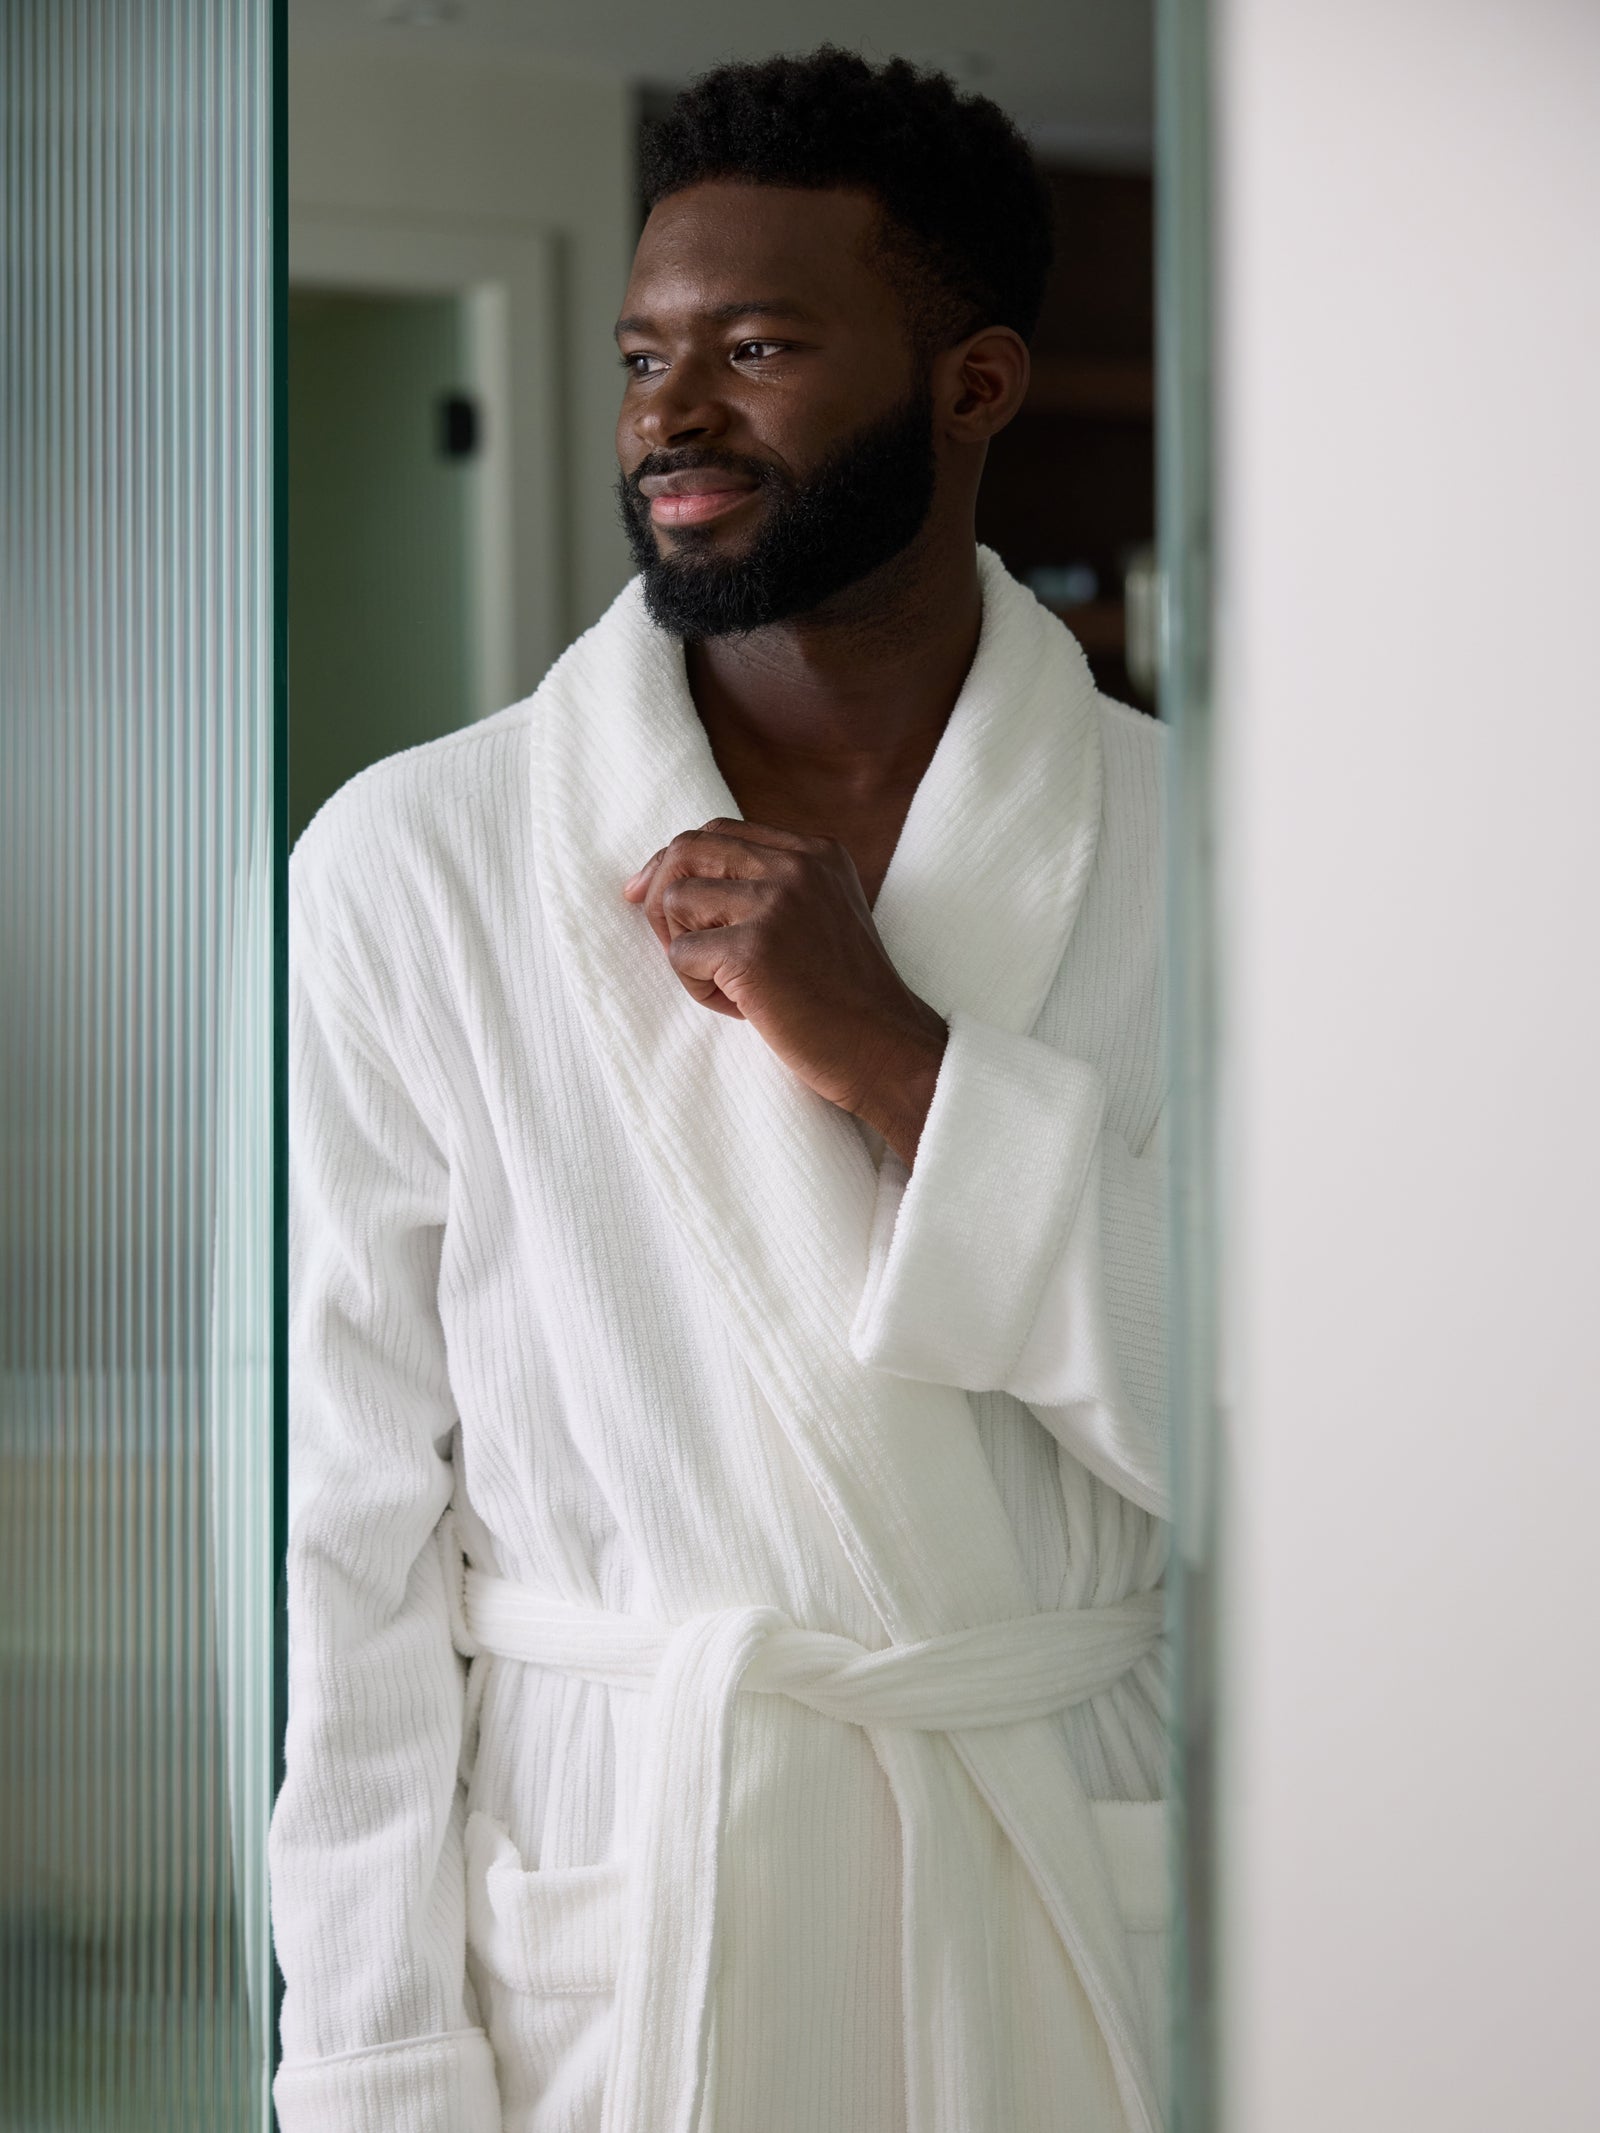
[613,299,822,340]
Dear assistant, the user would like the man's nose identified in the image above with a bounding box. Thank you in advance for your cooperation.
[629,356,730,451]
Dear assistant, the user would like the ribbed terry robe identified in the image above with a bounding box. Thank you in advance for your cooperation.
[268,546,1171,2133]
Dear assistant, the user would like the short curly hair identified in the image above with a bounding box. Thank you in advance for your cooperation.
[640,48,1055,352]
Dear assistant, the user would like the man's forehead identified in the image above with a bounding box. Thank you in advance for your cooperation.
[620,188,891,334]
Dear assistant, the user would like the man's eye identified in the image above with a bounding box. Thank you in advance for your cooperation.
[734,341,787,361]
[620,352,664,378]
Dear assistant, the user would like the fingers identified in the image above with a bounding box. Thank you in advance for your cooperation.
[623,832,757,917]
[692,816,817,852]
[628,828,805,949]
[658,874,770,941]
[622,819,829,900]
[667,918,756,1016]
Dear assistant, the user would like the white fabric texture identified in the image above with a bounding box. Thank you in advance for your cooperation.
[268,547,1171,2133]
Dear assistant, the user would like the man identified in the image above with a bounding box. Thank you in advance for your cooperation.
[270,48,1170,2133]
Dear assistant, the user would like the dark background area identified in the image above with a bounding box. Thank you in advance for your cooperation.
[977,164,1155,709]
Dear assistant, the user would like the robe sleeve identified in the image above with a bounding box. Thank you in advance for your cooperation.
[849,1009,1169,1520]
[268,856,501,2133]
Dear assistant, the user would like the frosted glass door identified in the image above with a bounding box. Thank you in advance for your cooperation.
[1,2,280,2127]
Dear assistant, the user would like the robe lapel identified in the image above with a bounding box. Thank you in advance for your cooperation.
[869,547,1103,1037]
[528,550,1159,2132]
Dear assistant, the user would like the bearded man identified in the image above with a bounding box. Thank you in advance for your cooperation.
[269,47,1171,2133]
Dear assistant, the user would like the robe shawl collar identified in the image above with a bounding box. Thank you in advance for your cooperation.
[527,548,1158,2133]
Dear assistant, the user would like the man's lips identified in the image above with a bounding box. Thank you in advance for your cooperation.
[636,467,760,529]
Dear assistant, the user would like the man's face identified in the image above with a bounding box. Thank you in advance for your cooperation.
[614,182,939,637]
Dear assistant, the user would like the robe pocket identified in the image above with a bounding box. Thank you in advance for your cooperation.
[463,1811,627,2133]
[464,1809,627,1997]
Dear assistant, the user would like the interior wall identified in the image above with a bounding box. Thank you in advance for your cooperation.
[1211,1,1600,2128]
[289,37,636,654]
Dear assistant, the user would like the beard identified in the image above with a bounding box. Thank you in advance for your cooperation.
[615,384,938,640]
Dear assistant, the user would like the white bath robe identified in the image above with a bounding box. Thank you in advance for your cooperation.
[269,545,1171,2133]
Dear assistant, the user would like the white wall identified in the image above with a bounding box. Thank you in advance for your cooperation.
[1211,2,1600,2128]
[288,0,1153,153]
[289,38,636,655]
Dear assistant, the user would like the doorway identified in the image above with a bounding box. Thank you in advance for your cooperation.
[287,286,481,846]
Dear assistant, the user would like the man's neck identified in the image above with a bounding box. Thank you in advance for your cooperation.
[684,536,983,905]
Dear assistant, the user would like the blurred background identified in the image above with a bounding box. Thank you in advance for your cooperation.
[285,0,1160,843]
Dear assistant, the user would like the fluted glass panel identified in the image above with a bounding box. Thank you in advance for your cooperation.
[1,2,278,2128]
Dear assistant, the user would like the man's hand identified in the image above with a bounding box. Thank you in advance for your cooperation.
[623,818,947,1167]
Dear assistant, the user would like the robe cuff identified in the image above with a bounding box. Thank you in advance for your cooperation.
[851,1010,1106,1390]
[273,2026,501,2133]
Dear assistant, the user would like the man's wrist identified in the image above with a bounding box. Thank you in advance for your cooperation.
[851,1010,948,1168]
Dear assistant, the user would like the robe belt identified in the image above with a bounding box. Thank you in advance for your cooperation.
[458,1567,1164,2133]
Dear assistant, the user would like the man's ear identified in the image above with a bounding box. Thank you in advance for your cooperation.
[939,327,1031,443]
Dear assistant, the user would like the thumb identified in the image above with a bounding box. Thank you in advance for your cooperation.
[622,849,664,900]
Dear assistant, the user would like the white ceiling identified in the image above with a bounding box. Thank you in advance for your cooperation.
[289,0,1155,163]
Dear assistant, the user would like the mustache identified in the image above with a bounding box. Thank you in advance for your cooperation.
[621,447,783,498]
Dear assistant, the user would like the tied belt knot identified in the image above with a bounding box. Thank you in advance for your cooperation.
[456,1563,1165,2133]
